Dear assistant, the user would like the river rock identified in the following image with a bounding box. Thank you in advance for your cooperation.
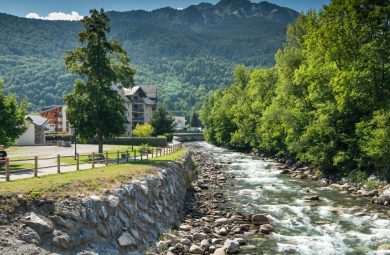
[280,169,290,174]
[224,239,240,254]
[259,224,273,234]
[251,214,270,225]
[214,248,226,255]
[179,223,192,231]
[25,212,54,235]
[217,227,229,235]
[305,195,320,201]
[193,232,208,241]
[215,218,231,225]
[189,244,204,254]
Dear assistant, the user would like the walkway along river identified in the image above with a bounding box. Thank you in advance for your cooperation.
[188,142,390,255]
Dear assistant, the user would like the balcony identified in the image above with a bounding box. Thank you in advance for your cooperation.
[132,109,144,113]
[132,117,144,122]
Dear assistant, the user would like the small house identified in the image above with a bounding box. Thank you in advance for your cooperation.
[16,115,48,146]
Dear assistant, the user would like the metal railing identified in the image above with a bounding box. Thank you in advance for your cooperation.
[0,143,183,182]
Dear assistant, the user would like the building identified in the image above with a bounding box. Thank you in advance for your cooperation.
[40,105,70,134]
[174,116,187,131]
[16,115,48,146]
[113,85,157,136]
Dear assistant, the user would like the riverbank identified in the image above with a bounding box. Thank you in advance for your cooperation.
[0,148,191,254]
[263,155,390,207]
[150,147,275,255]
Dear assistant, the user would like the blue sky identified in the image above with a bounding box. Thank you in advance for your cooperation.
[0,0,330,20]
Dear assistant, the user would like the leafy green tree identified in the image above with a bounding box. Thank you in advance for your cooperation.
[201,0,390,180]
[190,112,202,127]
[64,9,136,153]
[0,79,27,146]
[149,105,175,135]
[132,123,154,137]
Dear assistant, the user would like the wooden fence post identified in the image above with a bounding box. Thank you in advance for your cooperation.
[57,154,61,173]
[34,156,38,177]
[92,152,95,168]
[5,158,10,181]
[126,150,129,163]
[117,151,120,164]
[76,153,80,171]
[106,151,109,166]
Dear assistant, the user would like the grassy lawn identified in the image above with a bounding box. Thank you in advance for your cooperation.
[0,164,157,198]
[0,147,187,213]
[60,145,147,165]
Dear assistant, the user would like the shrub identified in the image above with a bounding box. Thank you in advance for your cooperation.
[164,133,173,142]
[347,170,368,184]
[132,123,154,137]
[88,137,167,147]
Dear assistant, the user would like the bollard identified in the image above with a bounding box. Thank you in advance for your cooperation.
[76,153,80,171]
[106,151,109,166]
[134,150,136,161]
[34,156,38,177]
[117,150,120,164]
[126,150,129,163]
[92,152,95,168]
[5,158,10,181]
[57,154,61,173]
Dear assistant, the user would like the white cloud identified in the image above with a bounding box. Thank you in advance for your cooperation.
[26,11,83,21]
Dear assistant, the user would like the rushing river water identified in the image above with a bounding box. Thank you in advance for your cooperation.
[190,142,390,255]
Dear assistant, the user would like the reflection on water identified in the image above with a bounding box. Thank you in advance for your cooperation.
[190,142,390,255]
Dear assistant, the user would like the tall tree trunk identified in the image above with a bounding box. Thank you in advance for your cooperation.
[98,134,103,153]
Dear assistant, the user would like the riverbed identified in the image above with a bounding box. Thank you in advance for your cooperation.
[189,142,390,255]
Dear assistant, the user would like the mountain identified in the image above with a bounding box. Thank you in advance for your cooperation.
[0,0,298,114]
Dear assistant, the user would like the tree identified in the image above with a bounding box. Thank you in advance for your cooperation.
[64,9,136,153]
[149,106,175,135]
[0,79,27,146]
[132,123,154,137]
[190,112,202,127]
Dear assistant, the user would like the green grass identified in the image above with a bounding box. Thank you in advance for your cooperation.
[134,147,187,165]
[0,164,156,197]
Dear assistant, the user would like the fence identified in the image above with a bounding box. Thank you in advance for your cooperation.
[0,143,182,182]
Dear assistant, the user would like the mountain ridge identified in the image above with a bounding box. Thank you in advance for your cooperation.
[0,0,298,113]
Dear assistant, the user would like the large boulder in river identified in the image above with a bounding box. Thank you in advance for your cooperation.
[251,214,270,225]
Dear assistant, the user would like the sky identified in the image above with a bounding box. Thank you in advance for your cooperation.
[0,0,330,21]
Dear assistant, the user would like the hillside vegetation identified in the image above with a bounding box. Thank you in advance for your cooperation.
[201,0,390,180]
[0,0,298,112]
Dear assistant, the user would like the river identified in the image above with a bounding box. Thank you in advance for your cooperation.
[189,142,390,255]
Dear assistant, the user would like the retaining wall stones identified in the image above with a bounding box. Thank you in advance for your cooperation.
[0,151,193,255]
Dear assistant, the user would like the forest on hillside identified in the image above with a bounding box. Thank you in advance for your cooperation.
[201,0,390,181]
[0,0,298,114]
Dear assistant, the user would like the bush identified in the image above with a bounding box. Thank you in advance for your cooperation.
[164,133,173,142]
[88,136,167,147]
[132,123,154,137]
[347,170,368,184]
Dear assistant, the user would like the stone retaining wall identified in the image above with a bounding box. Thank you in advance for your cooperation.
[0,151,193,255]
